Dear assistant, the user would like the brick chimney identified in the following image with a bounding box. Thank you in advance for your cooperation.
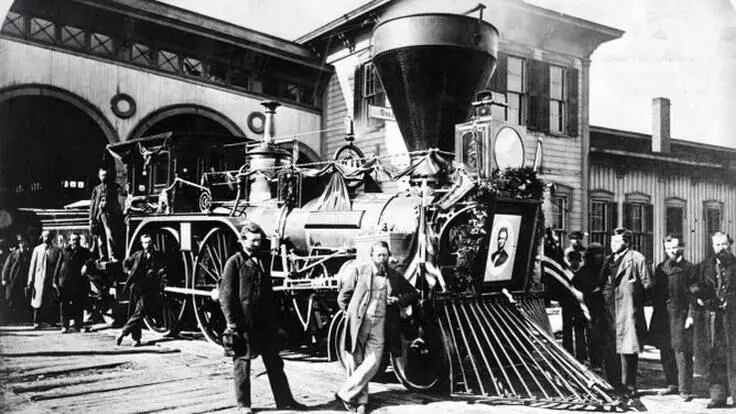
[652,97,671,153]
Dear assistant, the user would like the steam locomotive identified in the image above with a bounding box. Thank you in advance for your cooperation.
[91,12,616,408]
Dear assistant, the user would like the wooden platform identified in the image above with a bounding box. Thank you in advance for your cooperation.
[0,323,730,413]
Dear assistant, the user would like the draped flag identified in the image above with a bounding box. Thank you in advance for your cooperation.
[539,255,590,321]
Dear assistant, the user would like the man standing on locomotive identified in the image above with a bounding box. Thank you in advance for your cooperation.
[55,233,94,333]
[219,222,306,414]
[116,233,165,347]
[335,241,418,413]
[89,167,123,263]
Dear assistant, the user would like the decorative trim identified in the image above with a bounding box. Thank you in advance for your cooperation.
[128,104,246,139]
[0,83,119,143]
[110,93,136,119]
[246,111,266,135]
[590,189,614,202]
[625,191,651,204]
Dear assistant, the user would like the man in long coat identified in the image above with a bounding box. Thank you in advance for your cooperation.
[219,222,305,414]
[27,230,64,328]
[691,232,736,409]
[336,240,419,413]
[2,235,31,319]
[116,233,165,347]
[601,227,653,397]
[647,235,695,401]
[55,233,93,333]
[89,167,123,262]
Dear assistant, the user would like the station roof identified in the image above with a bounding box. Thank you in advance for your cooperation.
[590,125,736,172]
[71,0,329,71]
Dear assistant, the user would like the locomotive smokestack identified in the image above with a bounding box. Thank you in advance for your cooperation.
[261,101,280,144]
[371,13,499,168]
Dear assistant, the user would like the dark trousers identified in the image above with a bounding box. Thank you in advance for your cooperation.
[33,307,57,325]
[94,213,119,262]
[232,341,293,408]
[562,306,588,361]
[120,292,151,341]
[660,346,693,394]
[604,351,639,391]
[59,298,84,329]
[707,311,736,404]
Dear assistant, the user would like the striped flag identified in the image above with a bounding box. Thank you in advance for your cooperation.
[540,255,590,321]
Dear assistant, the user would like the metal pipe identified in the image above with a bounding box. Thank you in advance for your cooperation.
[470,298,517,396]
[442,301,470,393]
[483,299,563,400]
[450,300,484,394]
[458,300,495,395]
[479,300,532,398]
[463,300,503,396]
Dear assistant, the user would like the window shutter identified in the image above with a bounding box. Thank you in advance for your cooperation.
[623,203,632,230]
[528,59,549,132]
[487,52,507,93]
[353,65,364,128]
[607,201,618,232]
[566,68,579,137]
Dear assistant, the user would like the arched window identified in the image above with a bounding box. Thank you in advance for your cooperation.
[624,192,653,261]
[589,189,616,252]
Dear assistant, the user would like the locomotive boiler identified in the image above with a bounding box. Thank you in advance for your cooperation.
[103,11,618,409]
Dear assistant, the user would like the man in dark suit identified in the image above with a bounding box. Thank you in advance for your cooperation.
[691,232,736,409]
[491,227,510,267]
[89,167,123,262]
[116,233,165,347]
[219,222,305,414]
[336,241,418,413]
[601,227,653,397]
[647,235,695,401]
[55,233,94,333]
[2,235,31,319]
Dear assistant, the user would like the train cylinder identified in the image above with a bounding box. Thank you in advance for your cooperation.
[371,13,499,182]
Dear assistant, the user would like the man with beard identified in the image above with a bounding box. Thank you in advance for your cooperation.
[647,235,695,401]
[601,227,653,397]
[27,230,64,328]
[336,241,418,413]
[89,167,123,262]
[219,222,306,414]
[2,235,31,320]
[55,234,93,333]
[692,232,736,409]
[491,227,510,267]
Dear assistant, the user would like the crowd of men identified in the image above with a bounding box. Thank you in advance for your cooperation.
[549,228,736,409]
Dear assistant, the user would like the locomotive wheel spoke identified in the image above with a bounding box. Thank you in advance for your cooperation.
[140,227,189,337]
[192,227,238,345]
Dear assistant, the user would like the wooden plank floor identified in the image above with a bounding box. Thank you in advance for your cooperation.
[0,323,730,413]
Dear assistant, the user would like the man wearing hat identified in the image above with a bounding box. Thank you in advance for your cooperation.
[219,222,306,414]
[564,231,586,272]
[2,235,31,320]
[55,233,94,333]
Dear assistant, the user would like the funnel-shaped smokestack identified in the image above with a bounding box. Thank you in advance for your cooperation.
[372,13,499,158]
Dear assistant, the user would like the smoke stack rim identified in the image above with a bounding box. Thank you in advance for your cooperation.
[372,13,499,58]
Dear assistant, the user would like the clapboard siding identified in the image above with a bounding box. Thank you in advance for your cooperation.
[590,163,736,264]
[322,73,348,158]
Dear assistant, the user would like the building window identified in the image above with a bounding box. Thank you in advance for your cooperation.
[182,56,203,77]
[158,49,179,72]
[549,183,572,246]
[29,17,54,44]
[60,25,86,50]
[665,197,686,240]
[1,11,25,37]
[590,190,617,253]
[507,56,526,125]
[130,43,152,65]
[624,198,654,261]
[354,62,389,128]
[551,195,568,245]
[90,33,114,56]
[704,200,722,255]
[549,65,566,134]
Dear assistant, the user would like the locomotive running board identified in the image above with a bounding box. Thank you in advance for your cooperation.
[436,295,620,410]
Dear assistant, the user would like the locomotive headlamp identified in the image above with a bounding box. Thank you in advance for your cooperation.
[494,126,525,170]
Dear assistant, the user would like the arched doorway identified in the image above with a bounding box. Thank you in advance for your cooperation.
[0,90,114,209]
